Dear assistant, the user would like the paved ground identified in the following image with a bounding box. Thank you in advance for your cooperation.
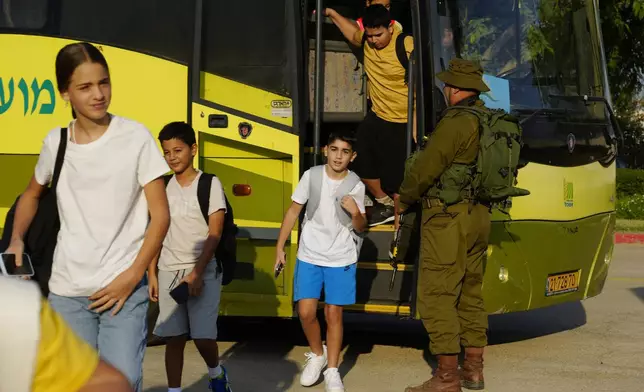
[142,245,644,392]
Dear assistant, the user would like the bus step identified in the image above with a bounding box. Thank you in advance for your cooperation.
[356,262,414,305]
[367,224,395,232]
[357,262,415,272]
[360,227,397,261]
[345,300,412,317]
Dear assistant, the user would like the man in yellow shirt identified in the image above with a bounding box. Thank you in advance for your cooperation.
[0,276,132,392]
[324,5,414,227]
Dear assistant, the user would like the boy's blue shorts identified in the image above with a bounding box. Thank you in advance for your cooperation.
[293,259,357,306]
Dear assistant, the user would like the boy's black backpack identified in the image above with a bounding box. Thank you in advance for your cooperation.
[0,128,68,297]
[163,173,238,285]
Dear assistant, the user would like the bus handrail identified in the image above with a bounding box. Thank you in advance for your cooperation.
[406,51,416,157]
[313,0,324,165]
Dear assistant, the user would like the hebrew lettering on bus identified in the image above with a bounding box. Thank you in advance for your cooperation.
[0,77,56,116]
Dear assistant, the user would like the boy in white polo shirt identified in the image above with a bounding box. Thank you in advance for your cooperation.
[275,131,367,392]
[148,122,231,392]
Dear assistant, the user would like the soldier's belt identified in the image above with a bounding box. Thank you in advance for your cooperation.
[421,198,472,209]
[422,198,444,209]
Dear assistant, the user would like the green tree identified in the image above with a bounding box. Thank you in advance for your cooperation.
[600,1,644,168]
[600,0,644,113]
[616,100,644,168]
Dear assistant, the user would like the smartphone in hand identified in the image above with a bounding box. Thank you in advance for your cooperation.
[274,263,284,278]
[0,253,34,277]
[169,282,190,304]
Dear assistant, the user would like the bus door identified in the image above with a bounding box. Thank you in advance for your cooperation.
[307,0,427,317]
[189,0,305,318]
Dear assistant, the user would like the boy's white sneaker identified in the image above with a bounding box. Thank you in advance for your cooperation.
[300,345,328,387]
[323,368,345,392]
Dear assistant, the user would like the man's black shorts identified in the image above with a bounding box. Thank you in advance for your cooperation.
[352,111,408,195]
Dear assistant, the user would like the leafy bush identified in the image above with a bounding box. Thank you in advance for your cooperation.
[617,194,644,219]
[616,169,644,199]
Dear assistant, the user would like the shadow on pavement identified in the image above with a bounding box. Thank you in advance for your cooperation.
[215,313,436,388]
[144,318,304,392]
[144,300,588,390]
[144,241,305,391]
[488,300,587,345]
[630,287,644,303]
[144,252,589,391]
[339,299,589,377]
[146,383,207,392]
[339,300,588,376]
[337,313,436,378]
[218,317,305,391]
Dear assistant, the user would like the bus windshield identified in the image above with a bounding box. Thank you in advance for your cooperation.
[432,0,616,166]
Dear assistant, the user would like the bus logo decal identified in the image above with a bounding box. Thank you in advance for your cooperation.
[270,100,292,118]
[271,100,291,109]
[0,77,56,116]
[567,133,576,153]
[238,122,253,139]
[564,180,574,207]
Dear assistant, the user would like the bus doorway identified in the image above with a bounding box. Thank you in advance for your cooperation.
[303,0,421,316]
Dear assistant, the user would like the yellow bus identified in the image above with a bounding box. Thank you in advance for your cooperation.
[0,0,617,320]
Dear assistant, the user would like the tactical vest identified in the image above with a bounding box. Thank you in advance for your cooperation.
[426,108,478,205]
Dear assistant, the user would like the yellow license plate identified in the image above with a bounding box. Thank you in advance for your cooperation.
[545,270,581,296]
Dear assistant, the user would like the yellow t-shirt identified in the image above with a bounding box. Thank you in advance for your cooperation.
[355,28,414,123]
[31,299,100,392]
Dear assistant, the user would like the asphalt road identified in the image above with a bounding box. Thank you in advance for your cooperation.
[142,244,644,392]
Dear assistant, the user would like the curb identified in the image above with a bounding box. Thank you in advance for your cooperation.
[615,232,644,244]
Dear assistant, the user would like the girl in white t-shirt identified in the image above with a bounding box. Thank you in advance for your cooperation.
[4,42,170,392]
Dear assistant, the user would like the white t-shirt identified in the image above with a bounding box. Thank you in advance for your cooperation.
[34,115,170,297]
[292,168,366,267]
[158,171,227,271]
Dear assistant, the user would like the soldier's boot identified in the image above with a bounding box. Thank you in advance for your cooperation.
[404,355,462,392]
[460,347,485,390]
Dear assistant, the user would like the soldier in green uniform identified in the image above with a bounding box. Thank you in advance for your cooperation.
[399,59,492,392]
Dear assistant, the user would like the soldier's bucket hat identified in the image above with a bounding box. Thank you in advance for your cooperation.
[437,58,490,93]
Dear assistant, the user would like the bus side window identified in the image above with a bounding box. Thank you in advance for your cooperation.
[200,0,290,98]
[58,0,193,65]
[0,0,48,30]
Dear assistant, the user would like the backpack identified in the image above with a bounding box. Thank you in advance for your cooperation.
[163,173,238,285]
[304,165,365,257]
[356,31,413,85]
[0,128,68,297]
[444,105,531,205]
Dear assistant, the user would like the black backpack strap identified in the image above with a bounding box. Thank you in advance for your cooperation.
[353,30,368,70]
[147,174,173,223]
[396,32,413,84]
[197,173,213,224]
[51,128,68,190]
